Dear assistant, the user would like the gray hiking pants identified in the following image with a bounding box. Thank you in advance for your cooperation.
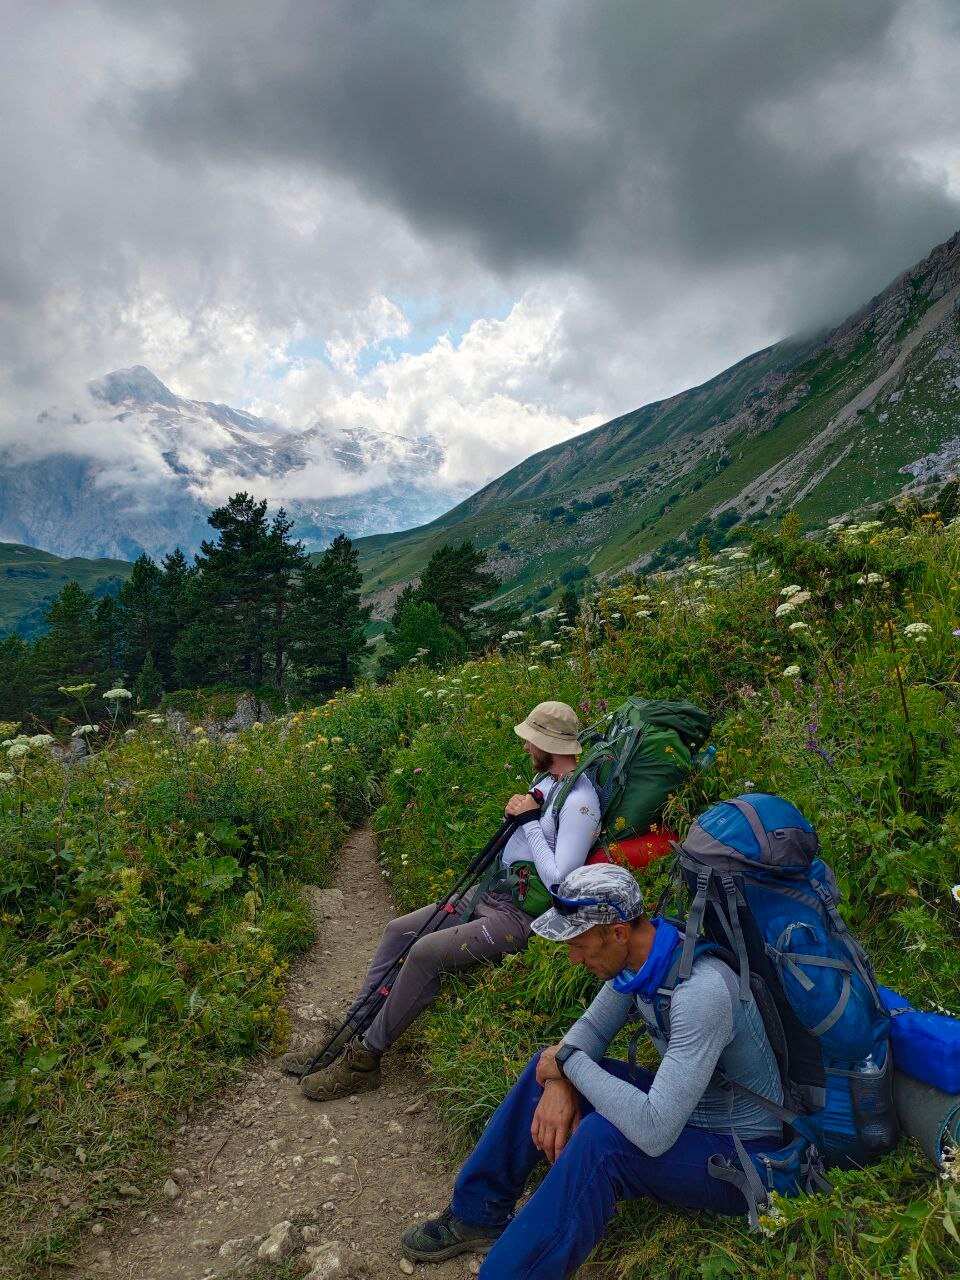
[350,893,532,1054]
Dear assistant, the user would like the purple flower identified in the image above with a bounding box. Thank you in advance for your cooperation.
[804,721,835,767]
[952,628,960,638]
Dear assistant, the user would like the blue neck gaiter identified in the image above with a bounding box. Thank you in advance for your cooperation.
[611,917,682,1001]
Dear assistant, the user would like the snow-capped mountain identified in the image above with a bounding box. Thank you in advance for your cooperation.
[0,367,469,559]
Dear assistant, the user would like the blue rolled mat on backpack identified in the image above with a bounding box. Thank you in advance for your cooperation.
[878,985,960,1094]
[880,985,960,1168]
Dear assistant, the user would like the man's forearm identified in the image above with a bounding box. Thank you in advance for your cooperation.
[562,982,633,1059]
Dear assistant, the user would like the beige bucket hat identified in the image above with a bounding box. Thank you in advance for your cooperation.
[514,700,583,756]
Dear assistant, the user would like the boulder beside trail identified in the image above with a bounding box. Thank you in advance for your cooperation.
[257,1219,301,1263]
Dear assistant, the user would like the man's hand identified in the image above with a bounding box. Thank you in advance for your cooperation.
[531,1079,581,1163]
[505,793,540,818]
[536,1043,564,1086]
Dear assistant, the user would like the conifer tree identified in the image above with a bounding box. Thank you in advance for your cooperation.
[94,595,123,678]
[133,651,163,707]
[294,534,371,695]
[417,541,500,636]
[264,508,308,690]
[33,582,99,710]
[191,493,273,685]
[0,635,35,721]
[379,599,465,677]
[388,540,501,655]
[155,548,195,683]
[117,555,165,677]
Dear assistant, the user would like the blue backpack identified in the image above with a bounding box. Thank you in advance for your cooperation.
[666,795,898,1224]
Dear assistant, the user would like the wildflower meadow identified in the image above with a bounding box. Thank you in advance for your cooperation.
[374,509,960,1279]
[4,505,960,1278]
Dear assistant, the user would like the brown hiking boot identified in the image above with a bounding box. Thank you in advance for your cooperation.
[277,1015,346,1077]
[300,1039,381,1102]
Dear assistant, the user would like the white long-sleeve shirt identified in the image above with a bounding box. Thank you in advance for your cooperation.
[500,772,601,889]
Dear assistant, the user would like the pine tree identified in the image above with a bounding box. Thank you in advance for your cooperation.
[560,587,579,625]
[264,508,308,690]
[0,635,35,722]
[133,651,163,707]
[389,541,501,655]
[117,555,165,676]
[417,541,500,636]
[94,596,123,680]
[192,493,273,686]
[156,548,195,685]
[33,582,98,709]
[378,599,466,678]
[294,534,371,695]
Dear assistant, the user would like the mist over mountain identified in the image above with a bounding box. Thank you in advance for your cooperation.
[358,227,960,612]
[0,368,470,560]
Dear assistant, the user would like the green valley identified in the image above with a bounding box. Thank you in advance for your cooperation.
[0,544,131,639]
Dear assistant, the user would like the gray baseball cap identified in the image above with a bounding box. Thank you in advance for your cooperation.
[531,864,645,942]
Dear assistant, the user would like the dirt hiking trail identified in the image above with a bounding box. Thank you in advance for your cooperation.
[78,827,485,1280]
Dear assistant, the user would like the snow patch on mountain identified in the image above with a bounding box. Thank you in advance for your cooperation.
[0,368,469,559]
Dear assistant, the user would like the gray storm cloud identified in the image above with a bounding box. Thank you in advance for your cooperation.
[1,0,959,492]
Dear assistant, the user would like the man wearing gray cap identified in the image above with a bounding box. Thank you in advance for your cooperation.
[280,700,600,1102]
[401,863,782,1277]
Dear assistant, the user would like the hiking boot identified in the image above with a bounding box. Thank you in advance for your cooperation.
[277,1015,348,1077]
[401,1207,503,1263]
[300,1039,381,1102]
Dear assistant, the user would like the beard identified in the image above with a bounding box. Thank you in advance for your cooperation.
[528,744,554,772]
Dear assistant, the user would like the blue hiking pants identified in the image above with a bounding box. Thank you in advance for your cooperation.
[451,1052,768,1279]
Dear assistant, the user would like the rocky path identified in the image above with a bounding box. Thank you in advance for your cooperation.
[81,827,483,1280]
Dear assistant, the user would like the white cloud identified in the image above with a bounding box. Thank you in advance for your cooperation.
[1,0,959,524]
[278,297,606,488]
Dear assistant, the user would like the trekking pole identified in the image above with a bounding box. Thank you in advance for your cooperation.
[298,813,521,1078]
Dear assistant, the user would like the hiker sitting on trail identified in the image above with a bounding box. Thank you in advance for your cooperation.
[400,863,783,1278]
[279,700,601,1103]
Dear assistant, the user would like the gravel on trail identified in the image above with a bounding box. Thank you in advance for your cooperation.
[74,827,486,1280]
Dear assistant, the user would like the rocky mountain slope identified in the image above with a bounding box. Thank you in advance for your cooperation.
[0,367,468,561]
[357,228,960,611]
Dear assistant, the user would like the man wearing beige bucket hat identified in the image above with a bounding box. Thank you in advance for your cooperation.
[280,700,600,1102]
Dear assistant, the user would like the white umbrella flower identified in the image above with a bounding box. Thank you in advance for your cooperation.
[903,622,932,640]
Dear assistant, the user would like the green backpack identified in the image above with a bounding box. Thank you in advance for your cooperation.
[548,697,713,842]
[494,697,712,917]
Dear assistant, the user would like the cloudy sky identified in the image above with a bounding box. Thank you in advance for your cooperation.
[3,0,960,493]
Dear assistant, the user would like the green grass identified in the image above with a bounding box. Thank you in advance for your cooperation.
[9,504,960,1278]
[0,682,417,1279]
[370,512,960,1278]
[0,543,133,639]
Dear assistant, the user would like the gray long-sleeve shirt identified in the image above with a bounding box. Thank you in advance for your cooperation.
[562,955,783,1155]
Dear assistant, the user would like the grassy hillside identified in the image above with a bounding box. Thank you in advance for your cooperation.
[0,688,411,1278]
[370,507,960,1278]
[358,229,960,616]
[0,543,132,638]
[6,501,960,1278]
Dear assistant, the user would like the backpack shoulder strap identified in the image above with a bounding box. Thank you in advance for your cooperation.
[653,938,722,1040]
